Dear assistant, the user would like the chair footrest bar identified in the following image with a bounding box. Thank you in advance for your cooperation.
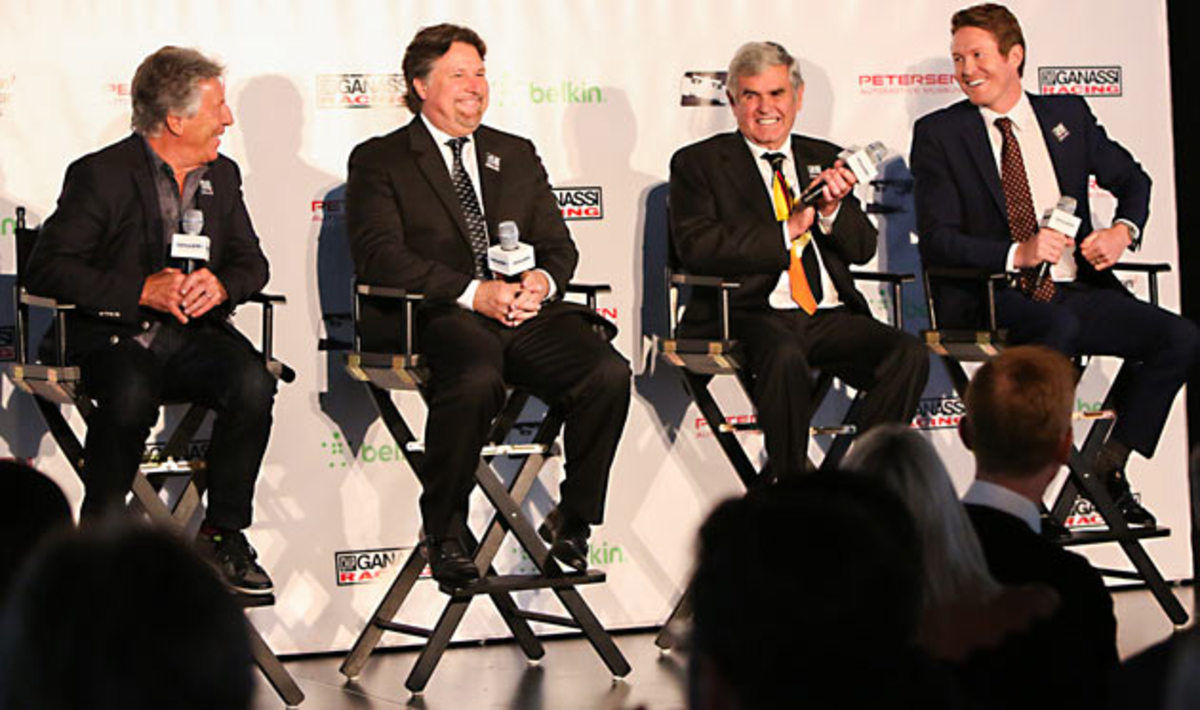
[1092,568,1153,582]
[511,610,581,629]
[140,459,203,475]
[405,441,554,457]
[812,424,856,436]
[1059,525,1171,546]
[440,570,606,597]
[374,620,434,638]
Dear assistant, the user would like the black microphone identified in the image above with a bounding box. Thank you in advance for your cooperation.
[797,142,888,206]
[1035,196,1082,283]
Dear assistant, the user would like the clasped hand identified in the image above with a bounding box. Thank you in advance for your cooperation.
[473,270,550,327]
[139,267,228,324]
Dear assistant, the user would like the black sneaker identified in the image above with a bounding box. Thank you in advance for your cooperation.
[197,529,274,595]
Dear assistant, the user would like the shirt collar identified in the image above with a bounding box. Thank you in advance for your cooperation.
[742,133,793,164]
[421,112,472,152]
[980,91,1037,135]
[963,478,1042,533]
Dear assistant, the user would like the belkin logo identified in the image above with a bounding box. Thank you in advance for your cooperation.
[1038,66,1122,97]
[529,80,603,104]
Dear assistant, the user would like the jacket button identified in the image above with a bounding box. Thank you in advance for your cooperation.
[141,321,150,330]
[109,335,120,345]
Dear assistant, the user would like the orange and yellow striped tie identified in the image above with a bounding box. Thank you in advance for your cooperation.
[764,152,818,315]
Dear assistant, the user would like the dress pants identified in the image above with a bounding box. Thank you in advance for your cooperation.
[78,320,277,529]
[416,304,630,540]
[995,283,1199,456]
[733,306,929,477]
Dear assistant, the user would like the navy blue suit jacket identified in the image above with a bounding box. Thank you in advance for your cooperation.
[911,94,1150,327]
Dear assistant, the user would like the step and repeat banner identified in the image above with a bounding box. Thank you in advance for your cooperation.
[0,1,1186,654]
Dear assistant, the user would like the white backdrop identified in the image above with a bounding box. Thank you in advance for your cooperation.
[0,0,1188,655]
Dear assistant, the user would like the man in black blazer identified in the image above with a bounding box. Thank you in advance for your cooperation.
[25,47,277,594]
[346,24,630,585]
[960,345,1117,706]
[911,3,1199,524]
[670,41,928,477]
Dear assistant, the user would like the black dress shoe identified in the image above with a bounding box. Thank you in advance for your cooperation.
[425,537,480,586]
[1104,470,1157,527]
[538,507,590,572]
[196,528,274,595]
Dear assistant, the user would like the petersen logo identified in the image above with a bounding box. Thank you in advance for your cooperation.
[1038,66,1122,97]
[680,71,728,106]
[106,81,131,103]
[858,73,957,95]
[553,186,603,221]
[311,198,345,223]
[317,73,405,109]
[0,74,14,117]
[335,546,409,586]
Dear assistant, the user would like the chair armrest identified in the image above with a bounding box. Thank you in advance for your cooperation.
[564,283,611,311]
[849,270,914,284]
[19,292,74,310]
[355,283,422,301]
[668,273,742,290]
[353,282,426,356]
[248,292,287,305]
[922,267,1009,333]
[1111,262,1171,306]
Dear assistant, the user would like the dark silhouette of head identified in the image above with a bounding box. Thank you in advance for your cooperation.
[0,459,71,605]
[0,524,253,710]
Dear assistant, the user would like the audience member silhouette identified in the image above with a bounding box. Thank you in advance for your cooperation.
[0,459,72,606]
[687,472,963,709]
[0,524,253,710]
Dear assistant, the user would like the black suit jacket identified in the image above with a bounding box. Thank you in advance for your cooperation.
[668,132,878,327]
[965,503,1117,706]
[346,117,610,349]
[25,134,269,359]
[911,93,1151,326]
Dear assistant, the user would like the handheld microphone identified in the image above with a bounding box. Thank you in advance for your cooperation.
[798,141,888,206]
[171,208,210,274]
[1036,196,1082,282]
[487,220,536,277]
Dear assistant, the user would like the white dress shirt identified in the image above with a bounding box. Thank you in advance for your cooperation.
[963,478,1042,534]
[741,135,842,310]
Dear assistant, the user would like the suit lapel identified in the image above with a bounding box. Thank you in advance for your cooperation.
[475,129,501,241]
[1029,94,1070,195]
[125,135,166,272]
[959,106,1007,218]
[409,118,473,245]
[723,133,773,219]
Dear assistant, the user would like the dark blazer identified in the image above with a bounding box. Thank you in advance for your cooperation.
[911,93,1151,326]
[346,117,610,349]
[965,503,1117,707]
[668,132,878,327]
[25,134,269,359]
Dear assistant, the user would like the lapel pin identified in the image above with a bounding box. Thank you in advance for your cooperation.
[199,179,214,195]
[806,165,822,180]
[1052,123,1070,142]
[485,153,501,172]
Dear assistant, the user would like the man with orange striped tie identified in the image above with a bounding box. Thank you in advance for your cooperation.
[669,40,929,477]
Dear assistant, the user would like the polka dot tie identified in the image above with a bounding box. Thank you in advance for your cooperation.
[995,117,1055,303]
[446,136,490,279]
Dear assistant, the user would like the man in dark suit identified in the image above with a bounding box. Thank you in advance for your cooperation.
[346,24,630,585]
[25,47,277,594]
[960,345,1117,706]
[670,41,929,477]
[911,3,1199,524]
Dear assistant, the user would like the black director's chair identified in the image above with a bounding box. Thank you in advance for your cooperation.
[3,207,305,706]
[922,263,1189,625]
[337,282,631,694]
[652,248,914,650]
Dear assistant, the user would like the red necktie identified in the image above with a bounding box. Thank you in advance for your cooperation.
[995,117,1055,302]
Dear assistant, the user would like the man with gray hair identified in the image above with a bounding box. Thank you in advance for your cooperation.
[669,41,928,476]
[25,46,277,595]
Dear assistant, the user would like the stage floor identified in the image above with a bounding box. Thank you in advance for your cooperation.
[253,586,1196,709]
